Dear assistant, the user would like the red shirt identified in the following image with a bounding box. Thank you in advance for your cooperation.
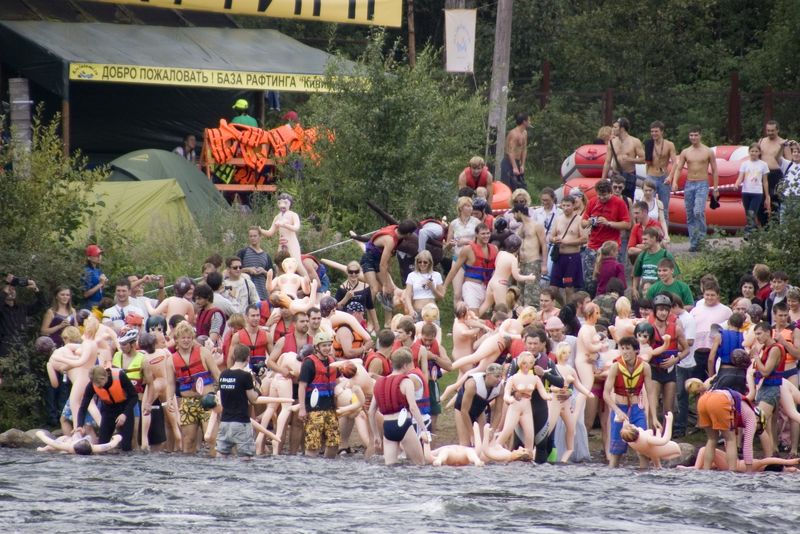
[629,219,662,249]
[757,284,772,303]
[583,195,630,250]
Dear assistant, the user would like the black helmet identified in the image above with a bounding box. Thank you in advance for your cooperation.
[652,294,672,309]
[493,217,508,233]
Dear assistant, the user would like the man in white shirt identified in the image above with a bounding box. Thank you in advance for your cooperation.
[673,295,696,438]
[689,280,731,383]
[102,278,148,334]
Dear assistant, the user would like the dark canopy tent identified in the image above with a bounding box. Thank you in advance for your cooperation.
[0,20,350,161]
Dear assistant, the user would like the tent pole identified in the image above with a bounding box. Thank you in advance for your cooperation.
[62,97,70,157]
[255,91,265,127]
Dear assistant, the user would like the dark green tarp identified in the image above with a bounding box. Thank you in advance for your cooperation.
[108,149,228,220]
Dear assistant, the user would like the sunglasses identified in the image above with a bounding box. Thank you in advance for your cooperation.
[230,266,242,270]
[347,270,360,275]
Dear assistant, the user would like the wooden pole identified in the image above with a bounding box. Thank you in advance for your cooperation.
[603,88,614,126]
[487,0,514,178]
[255,91,265,127]
[407,0,416,67]
[9,78,33,175]
[62,98,71,157]
[538,60,551,110]
[763,85,774,126]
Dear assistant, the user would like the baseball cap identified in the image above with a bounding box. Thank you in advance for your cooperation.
[85,244,103,257]
[233,99,249,110]
[282,110,298,121]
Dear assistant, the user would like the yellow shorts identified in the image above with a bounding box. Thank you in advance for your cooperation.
[179,396,210,427]
[303,410,340,451]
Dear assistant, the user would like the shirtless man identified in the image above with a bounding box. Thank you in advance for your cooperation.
[549,195,584,302]
[602,118,644,201]
[758,120,794,224]
[478,234,537,317]
[671,128,718,252]
[501,112,530,191]
[645,121,678,217]
[515,199,548,308]
[146,277,195,327]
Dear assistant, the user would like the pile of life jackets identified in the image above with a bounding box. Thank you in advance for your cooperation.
[204,120,320,185]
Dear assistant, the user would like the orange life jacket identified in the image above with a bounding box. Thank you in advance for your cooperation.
[93,368,128,404]
[333,325,365,360]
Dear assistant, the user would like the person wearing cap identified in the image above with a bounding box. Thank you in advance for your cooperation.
[282,110,299,124]
[298,331,341,458]
[76,364,139,452]
[81,244,107,309]
[231,99,258,127]
[648,293,689,426]
[331,301,369,360]
[453,363,504,446]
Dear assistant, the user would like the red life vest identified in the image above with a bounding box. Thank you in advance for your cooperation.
[613,356,646,397]
[93,368,127,404]
[508,338,526,360]
[306,353,337,400]
[373,373,410,415]
[172,345,213,393]
[463,166,489,189]
[391,339,407,353]
[365,350,392,376]
[196,306,224,337]
[463,242,498,284]
[238,327,269,364]
[366,225,400,256]
[758,342,786,386]
[648,313,679,363]
[283,328,313,355]
[333,325,365,360]
[273,318,290,342]
[411,338,442,379]
[257,300,272,327]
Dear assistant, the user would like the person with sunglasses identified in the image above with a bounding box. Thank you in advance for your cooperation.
[223,257,259,314]
[403,251,444,320]
[335,261,379,333]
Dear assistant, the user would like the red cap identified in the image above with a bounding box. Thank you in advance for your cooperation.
[281,111,298,122]
[85,244,103,257]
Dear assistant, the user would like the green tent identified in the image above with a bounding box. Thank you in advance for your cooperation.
[108,149,228,220]
[83,179,196,239]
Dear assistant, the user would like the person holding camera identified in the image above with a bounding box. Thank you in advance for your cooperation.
[0,274,45,357]
[580,180,631,293]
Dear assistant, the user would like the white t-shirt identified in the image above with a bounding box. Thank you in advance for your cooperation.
[450,216,480,256]
[677,310,697,368]
[739,159,769,194]
[690,300,732,350]
[781,159,800,197]
[405,271,443,300]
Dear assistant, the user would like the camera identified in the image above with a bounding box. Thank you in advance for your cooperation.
[10,276,28,287]
[589,217,599,228]
[512,203,527,214]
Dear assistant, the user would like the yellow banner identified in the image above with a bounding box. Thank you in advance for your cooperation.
[69,63,335,92]
[96,0,401,27]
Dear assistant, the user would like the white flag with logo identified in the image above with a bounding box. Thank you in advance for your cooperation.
[445,9,477,73]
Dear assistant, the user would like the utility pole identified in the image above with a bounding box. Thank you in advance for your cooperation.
[487,0,513,178]
[407,0,416,67]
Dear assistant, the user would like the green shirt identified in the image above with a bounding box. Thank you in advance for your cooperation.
[232,114,258,127]
[646,279,694,307]
[633,247,678,284]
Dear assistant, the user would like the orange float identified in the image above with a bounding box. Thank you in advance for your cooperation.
[491,180,512,212]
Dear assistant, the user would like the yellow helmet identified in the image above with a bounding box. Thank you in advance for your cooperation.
[313,331,333,346]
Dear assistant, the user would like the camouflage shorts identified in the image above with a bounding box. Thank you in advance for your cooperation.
[179,396,210,427]
[304,410,340,451]
[520,260,542,307]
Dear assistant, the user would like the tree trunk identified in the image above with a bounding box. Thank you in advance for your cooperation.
[487,0,513,178]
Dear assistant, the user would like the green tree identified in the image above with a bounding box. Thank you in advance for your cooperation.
[290,34,487,232]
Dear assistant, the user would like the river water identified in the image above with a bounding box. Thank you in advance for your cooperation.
[0,450,794,533]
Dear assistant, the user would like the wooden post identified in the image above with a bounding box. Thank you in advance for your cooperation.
[62,98,71,157]
[726,70,741,144]
[487,0,514,178]
[763,85,774,125]
[255,91,265,126]
[9,78,32,176]
[603,88,614,126]
[538,60,551,110]
[407,0,416,67]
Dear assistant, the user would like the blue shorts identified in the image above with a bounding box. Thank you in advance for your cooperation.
[609,403,646,455]
[62,401,96,426]
[360,250,382,274]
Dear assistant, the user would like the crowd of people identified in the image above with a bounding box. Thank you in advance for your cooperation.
[5,115,800,472]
